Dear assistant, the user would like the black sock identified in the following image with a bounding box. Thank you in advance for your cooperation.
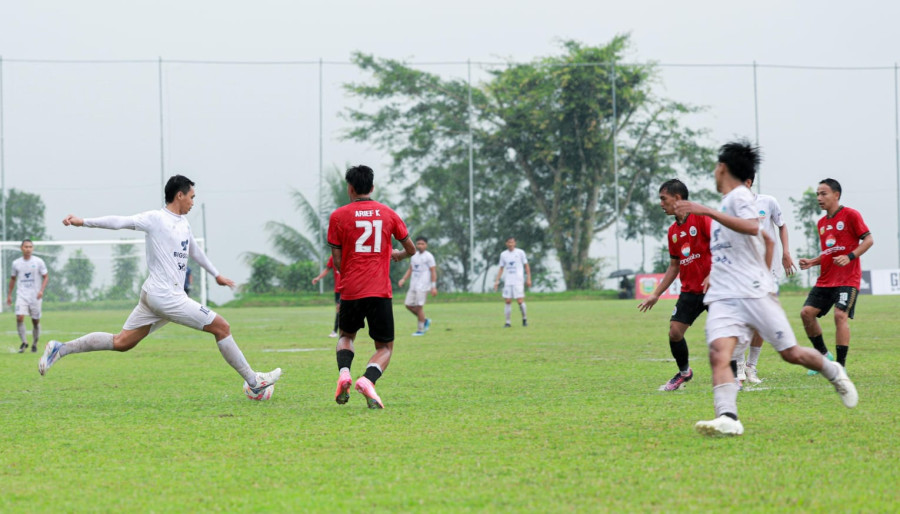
[730,360,738,377]
[723,412,739,421]
[836,345,849,367]
[364,365,383,384]
[336,349,354,371]
[669,339,690,372]
[809,334,829,355]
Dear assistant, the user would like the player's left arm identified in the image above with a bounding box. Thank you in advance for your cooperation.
[762,231,775,271]
[429,266,438,296]
[7,275,15,306]
[835,233,873,267]
[524,262,532,288]
[778,224,796,275]
[38,272,49,300]
[187,235,228,286]
[392,235,415,262]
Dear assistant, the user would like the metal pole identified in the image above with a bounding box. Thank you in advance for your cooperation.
[467,59,475,290]
[0,56,5,312]
[611,61,620,272]
[753,60,761,193]
[201,202,209,305]
[894,63,900,267]
[318,58,324,294]
[157,57,166,202]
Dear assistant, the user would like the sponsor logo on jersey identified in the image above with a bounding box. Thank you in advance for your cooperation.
[826,225,833,231]
[836,221,845,230]
[181,239,189,251]
[689,226,697,237]
[25,272,31,279]
[825,236,836,248]
[680,231,687,238]
[758,209,766,220]
[681,244,692,258]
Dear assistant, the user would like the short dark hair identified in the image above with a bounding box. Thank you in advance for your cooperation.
[416,236,428,243]
[21,239,33,247]
[659,179,689,200]
[165,175,195,203]
[718,140,761,183]
[345,165,374,196]
[819,178,842,199]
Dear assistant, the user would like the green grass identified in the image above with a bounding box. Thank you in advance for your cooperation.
[1,296,898,512]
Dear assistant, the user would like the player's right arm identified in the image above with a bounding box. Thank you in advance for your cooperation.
[312,267,329,285]
[63,214,137,230]
[798,255,822,270]
[638,258,680,312]
[6,275,15,306]
[493,266,504,292]
[398,265,412,288]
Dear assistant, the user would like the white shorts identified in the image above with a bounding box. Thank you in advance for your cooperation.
[123,291,217,332]
[405,289,428,307]
[705,295,797,352]
[15,298,42,319]
[502,283,525,299]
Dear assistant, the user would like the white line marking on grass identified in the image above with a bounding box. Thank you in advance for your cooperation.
[262,348,329,353]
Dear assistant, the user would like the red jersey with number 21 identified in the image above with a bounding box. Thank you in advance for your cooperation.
[327,200,409,300]
[667,213,712,294]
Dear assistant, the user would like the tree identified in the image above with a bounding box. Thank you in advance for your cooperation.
[345,35,714,290]
[105,243,140,300]
[63,249,95,301]
[791,187,821,286]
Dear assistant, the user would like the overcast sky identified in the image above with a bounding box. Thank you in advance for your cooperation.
[1,0,899,302]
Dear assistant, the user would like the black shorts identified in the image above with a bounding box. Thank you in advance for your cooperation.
[804,286,858,319]
[334,292,341,305]
[670,292,708,326]
[339,297,395,343]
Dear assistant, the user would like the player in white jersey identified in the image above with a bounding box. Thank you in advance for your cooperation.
[8,240,49,353]
[734,178,797,385]
[493,237,531,327]
[398,236,438,336]
[38,175,281,397]
[675,140,856,437]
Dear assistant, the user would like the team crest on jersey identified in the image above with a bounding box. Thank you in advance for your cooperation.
[681,243,691,258]
[836,221,845,231]
[820,227,825,235]
[672,234,677,243]
[689,226,697,237]
[825,236,836,248]
[758,209,766,219]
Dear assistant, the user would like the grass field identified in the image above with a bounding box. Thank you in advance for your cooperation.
[2,295,899,512]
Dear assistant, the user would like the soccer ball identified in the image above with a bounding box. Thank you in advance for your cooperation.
[243,381,274,401]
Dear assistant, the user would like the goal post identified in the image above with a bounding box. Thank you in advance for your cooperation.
[0,238,208,311]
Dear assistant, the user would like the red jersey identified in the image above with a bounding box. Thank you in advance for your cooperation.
[815,206,870,288]
[325,255,341,293]
[667,214,712,294]
[327,200,409,300]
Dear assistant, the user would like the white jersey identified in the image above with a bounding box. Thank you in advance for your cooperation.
[754,193,785,278]
[704,185,775,303]
[84,208,219,297]
[498,248,529,287]
[409,250,436,292]
[11,256,48,302]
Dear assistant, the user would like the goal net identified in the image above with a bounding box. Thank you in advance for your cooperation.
[0,238,208,311]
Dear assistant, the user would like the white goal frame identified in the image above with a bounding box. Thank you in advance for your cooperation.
[0,238,207,311]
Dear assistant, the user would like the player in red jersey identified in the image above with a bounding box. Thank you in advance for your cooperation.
[799,178,873,372]
[327,165,415,409]
[312,255,342,338]
[638,179,712,391]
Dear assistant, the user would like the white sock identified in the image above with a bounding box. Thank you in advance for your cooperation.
[713,382,739,419]
[747,346,762,367]
[33,325,40,346]
[216,335,257,386]
[17,321,27,344]
[819,359,840,381]
[519,302,527,320]
[417,321,424,331]
[504,304,512,323]
[59,332,114,357]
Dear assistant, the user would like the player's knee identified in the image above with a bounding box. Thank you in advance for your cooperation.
[800,307,817,323]
[833,309,849,324]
